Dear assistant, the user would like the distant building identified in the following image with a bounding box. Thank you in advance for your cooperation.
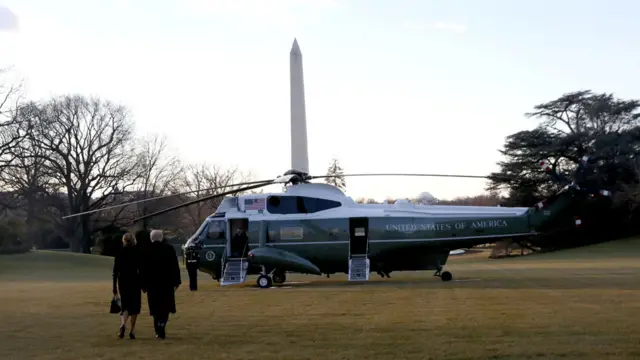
[415,191,438,205]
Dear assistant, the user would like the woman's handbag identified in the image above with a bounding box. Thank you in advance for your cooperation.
[110,296,122,314]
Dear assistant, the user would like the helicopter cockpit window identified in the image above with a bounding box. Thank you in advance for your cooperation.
[206,219,226,243]
[266,195,341,214]
[267,196,296,214]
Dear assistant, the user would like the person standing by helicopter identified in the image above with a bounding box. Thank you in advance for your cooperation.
[184,242,201,291]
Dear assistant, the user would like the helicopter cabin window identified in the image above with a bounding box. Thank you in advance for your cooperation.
[267,195,341,214]
[206,219,226,244]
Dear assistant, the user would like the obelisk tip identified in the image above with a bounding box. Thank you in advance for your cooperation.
[291,38,301,55]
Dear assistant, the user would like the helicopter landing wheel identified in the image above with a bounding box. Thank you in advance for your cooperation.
[440,271,453,282]
[257,275,273,289]
[272,271,286,284]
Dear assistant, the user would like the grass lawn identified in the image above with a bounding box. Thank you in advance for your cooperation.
[1,240,640,360]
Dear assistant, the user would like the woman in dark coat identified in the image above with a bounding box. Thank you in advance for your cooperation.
[142,229,182,339]
[112,232,142,339]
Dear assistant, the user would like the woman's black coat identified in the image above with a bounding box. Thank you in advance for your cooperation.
[112,245,142,315]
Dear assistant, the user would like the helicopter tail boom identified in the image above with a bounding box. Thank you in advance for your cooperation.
[528,187,575,230]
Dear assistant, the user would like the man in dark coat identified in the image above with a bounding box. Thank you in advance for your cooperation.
[230,228,249,258]
[142,229,182,339]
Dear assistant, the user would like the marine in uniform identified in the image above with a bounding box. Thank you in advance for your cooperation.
[185,244,201,291]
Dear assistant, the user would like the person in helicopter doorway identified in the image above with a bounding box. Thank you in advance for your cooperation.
[142,229,182,340]
[231,228,249,258]
[184,243,201,291]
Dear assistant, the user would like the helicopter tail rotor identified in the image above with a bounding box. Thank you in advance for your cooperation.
[534,155,612,235]
[538,155,611,198]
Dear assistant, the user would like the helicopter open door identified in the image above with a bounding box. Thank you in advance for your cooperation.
[348,217,370,281]
[220,218,250,286]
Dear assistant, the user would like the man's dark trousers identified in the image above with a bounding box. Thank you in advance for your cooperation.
[186,262,198,291]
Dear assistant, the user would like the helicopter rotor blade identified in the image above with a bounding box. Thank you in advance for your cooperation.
[130,181,274,224]
[60,179,276,220]
[310,173,489,180]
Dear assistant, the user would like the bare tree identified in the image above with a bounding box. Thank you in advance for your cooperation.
[0,102,60,247]
[178,163,253,233]
[131,133,183,229]
[0,67,28,174]
[30,95,140,253]
[355,197,379,204]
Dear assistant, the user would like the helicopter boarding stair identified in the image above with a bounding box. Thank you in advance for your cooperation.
[220,244,249,286]
[348,219,370,281]
[348,255,370,281]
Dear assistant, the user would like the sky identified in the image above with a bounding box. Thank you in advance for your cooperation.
[1,0,639,202]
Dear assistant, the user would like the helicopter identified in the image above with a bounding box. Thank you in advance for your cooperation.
[63,39,612,289]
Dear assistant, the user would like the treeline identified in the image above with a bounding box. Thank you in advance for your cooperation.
[0,69,255,254]
[1,65,638,255]
[355,193,503,206]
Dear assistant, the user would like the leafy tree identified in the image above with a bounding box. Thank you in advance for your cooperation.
[488,90,640,206]
[487,90,640,247]
[325,158,346,191]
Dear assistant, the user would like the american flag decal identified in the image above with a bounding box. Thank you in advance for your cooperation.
[244,198,266,210]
